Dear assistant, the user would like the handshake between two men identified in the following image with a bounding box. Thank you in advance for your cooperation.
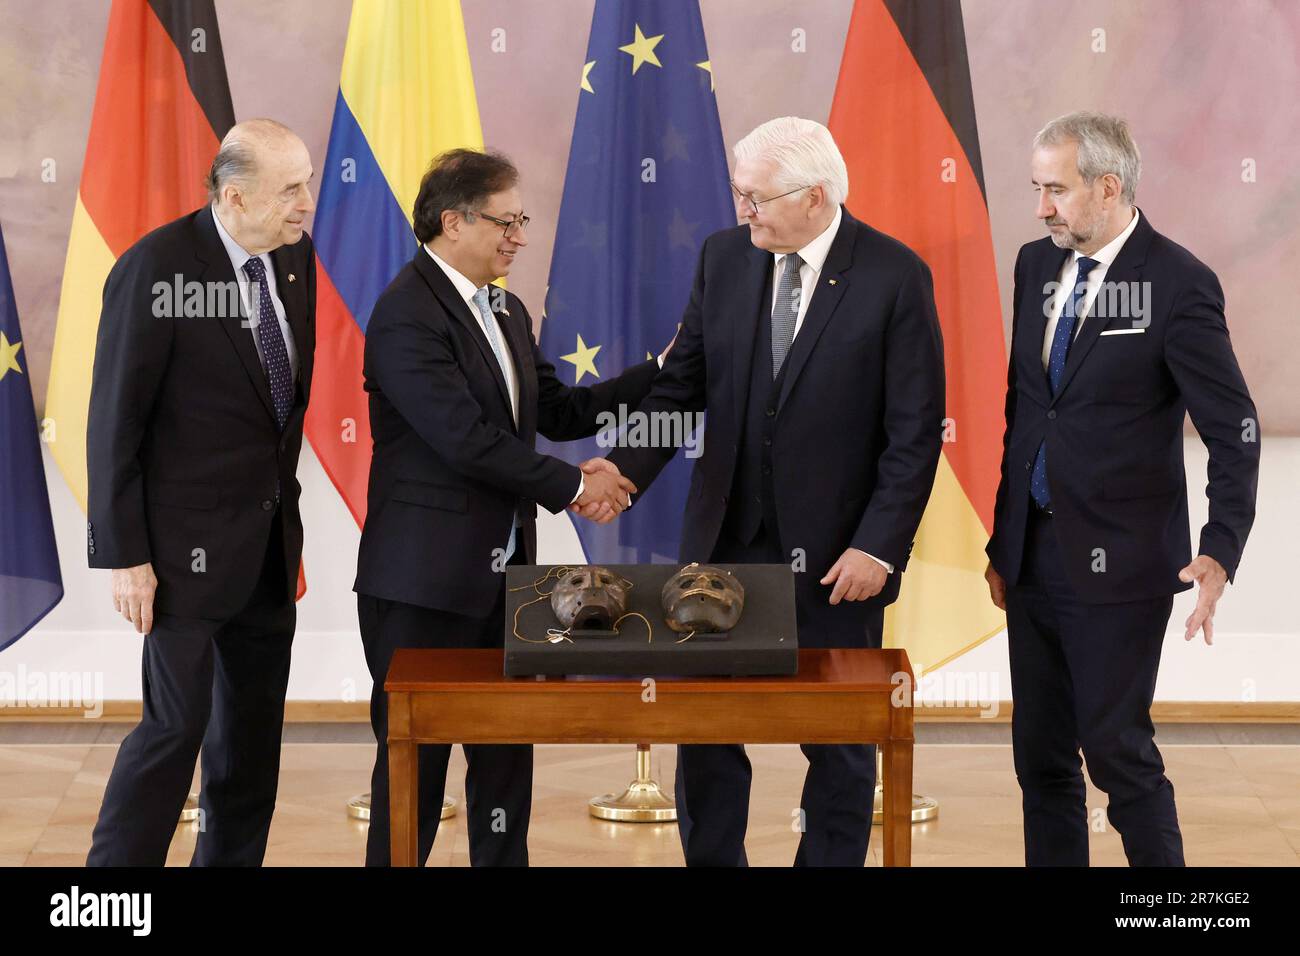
[568,457,636,525]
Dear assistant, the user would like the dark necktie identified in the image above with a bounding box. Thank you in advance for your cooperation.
[1030,255,1100,509]
[771,252,803,377]
[241,256,294,430]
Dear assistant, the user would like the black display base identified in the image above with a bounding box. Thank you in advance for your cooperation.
[503,563,798,677]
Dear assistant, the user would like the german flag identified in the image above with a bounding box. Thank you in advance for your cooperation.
[45,0,233,509]
[829,0,1007,675]
[44,1,306,597]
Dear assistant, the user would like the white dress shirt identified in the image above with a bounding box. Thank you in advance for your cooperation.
[1041,207,1141,368]
[771,205,842,339]
[769,206,892,575]
[424,246,520,423]
[210,205,299,382]
[424,245,585,506]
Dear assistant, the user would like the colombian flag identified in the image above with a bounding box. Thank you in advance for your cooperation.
[44,0,235,510]
[830,0,1007,674]
[307,0,485,526]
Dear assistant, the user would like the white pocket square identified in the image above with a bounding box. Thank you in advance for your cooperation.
[1099,327,1146,336]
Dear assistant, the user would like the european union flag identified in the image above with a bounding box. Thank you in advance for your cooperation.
[540,0,734,563]
[0,221,63,650]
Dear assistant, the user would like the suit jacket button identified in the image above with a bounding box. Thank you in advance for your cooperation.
[1025,460,1033,471]
[1047,409,1057,420]
[765,407,776,417]
[88,546,96,555]
[87,521,93,530]
[261,500,274,511]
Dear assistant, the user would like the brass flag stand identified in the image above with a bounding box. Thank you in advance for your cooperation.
[589,744,677,822]
[871,749,937,824]
[347,792,457,821]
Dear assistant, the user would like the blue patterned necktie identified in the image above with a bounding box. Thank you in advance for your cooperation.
[241,256,294,431]
[771,253,803,377]
[1030,255,1100,509]
[472,286,516,563]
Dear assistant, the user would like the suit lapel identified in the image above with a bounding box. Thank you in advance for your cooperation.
[195,208,278,424]
[413,252,516,429]
[776,211,855,410]
[1051,210,1153,403]
[731,242,771,434]
[1019,242,1070,402]
[269,242,312,400]
[494,293,532,438]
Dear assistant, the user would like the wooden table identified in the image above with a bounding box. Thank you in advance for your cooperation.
[386,647,915,866]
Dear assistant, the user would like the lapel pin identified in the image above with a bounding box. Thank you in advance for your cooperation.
[828,278,838,285]
[500,307,511,317]
[288,273,296,283]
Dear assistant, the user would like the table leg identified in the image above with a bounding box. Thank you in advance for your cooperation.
[881,738,913,867]
[389,733,418,867]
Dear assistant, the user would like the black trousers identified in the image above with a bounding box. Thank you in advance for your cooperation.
[674,523,883,867]
[1006,507,1184,866]
[87,518,294,867]
[358,551,530,867]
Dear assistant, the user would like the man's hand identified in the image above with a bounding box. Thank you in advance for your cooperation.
[569,458,637,524]
[820,549,888,605]
[112,562,158,635]
[1178,554,1228,644]
[985,561,1007,610]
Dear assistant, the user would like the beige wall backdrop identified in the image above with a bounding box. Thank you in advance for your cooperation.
[1,0,1296,429]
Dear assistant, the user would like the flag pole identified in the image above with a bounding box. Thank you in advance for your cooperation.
[871,749,938,825]
[589,744,677,823]
[346,792,457,822]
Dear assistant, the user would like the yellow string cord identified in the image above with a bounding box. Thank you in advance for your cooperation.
[612,611,654,643]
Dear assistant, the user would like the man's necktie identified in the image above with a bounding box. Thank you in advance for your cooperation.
[771,253,803,378]
[241,256,294,431]
[472,286,517,563]
[1030,255,1101,509]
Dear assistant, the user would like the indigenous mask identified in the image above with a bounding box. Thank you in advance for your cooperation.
[550,566,630,631]
[661,563,744,634]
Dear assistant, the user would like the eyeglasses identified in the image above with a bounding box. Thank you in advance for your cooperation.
[471,210,531,238]
[729,181,812,214]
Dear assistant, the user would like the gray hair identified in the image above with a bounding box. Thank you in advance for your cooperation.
[205,118,295,204]
[1033,111,1141,204]
[733,116,849,207]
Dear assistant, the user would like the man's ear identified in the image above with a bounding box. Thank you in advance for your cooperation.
[1101,172,1123,205]
[441,209,462,240]
[221,183,243,214]
[807,184,828,215]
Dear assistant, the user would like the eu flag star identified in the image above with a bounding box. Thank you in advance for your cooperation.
[560,334,601,384]
[696,60,714,91]
[662,123,690,162]
[580,60,596,93]
[0,332,23,381]
[668,208,701,250]
[619,24,664,74]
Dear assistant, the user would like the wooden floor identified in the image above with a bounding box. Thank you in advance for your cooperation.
[2,729,1297,866]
